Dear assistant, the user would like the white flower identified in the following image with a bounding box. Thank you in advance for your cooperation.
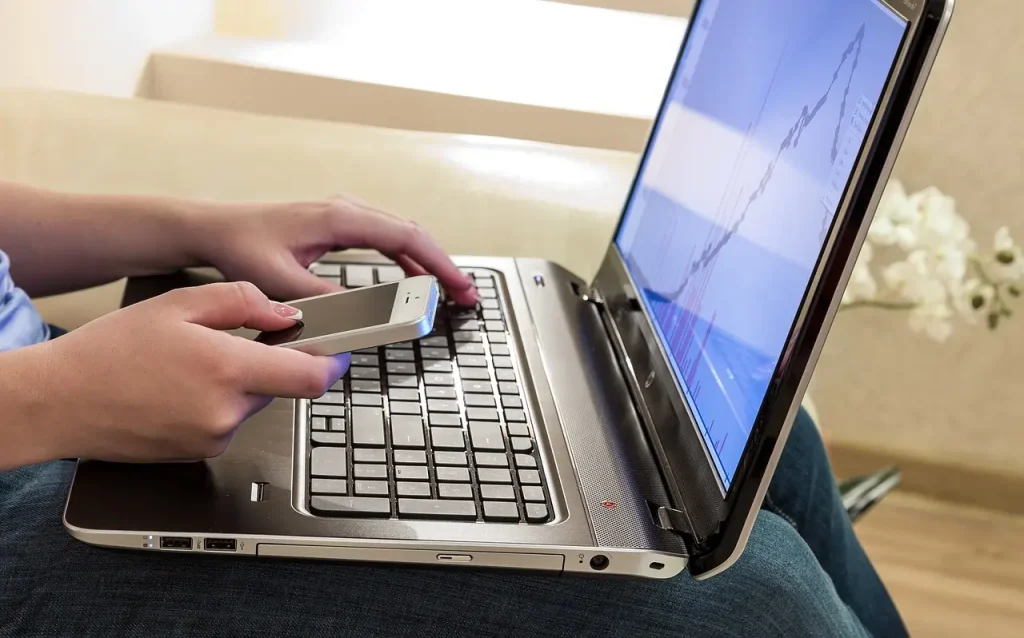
[991,226,1024,283]
[908,299,954,341]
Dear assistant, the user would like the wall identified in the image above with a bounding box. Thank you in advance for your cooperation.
[0,0,214,96]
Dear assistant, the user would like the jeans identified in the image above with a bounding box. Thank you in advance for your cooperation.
[0,407,906,637]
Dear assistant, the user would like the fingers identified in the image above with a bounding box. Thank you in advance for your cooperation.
[161,282,303,331]
[259,253,343,301]
[329,202,478,305]
[235,343,350,399]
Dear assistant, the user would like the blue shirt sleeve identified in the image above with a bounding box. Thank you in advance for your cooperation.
[0,250,50,351]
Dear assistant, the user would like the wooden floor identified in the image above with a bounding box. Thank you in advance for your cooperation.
[857,492,1024,637]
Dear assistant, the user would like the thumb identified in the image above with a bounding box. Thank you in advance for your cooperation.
[162,282,303,331]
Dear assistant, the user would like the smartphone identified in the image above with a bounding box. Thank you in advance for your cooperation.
[243,275,439,355]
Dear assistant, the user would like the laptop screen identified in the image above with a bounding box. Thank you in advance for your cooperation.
[615,0,907,489]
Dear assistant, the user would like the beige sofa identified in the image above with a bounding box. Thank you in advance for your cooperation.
[0,88,638,330]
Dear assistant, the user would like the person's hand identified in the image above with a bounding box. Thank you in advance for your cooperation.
[24,282,349,464]
[191,196,479,306]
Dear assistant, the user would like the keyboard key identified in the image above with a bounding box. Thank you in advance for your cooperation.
[502,395,523,409]
[478,468,512,484]
[395,466,429,481]
[390,341,414,350]
[426,386,457,400]
[345,265,375,287]
[459,368,490,381]
[434,451,468,466]
[394,450,427,465]
[453,319,481,332]
[427,399,459,413]
[311,263,342,277]
[354,464,388,480]
[311,432,347,446]
[429,413,461,427]
[330,418,346,432]
[317,391,346,405]
[352,379,382,393]
[453,331,482,343]
[420,347,450,360]
[507,422,530,437]
[514,454,537,469]
[397,499,477,520]
[424,373,455,386]
[389,388,419,402]
[387,362,417,376]
[422,360,453,373]
[521,486,545,502]
[505,409,527,422]
[438,484,473,499]
[480,484,516,501]
[421,336,450,348]
[451,309,477,320]
[351,353,379,367]
[475,452,509,467]
[463,380,493,394]
[312,404,345,418]
[469,422,504,451]
[351,367,381,380]
[397,482,431,498]
[511,437,533,453]
[518,470,542,485]
[355,347,379,354]
[430,428,465,450]
[355,480,390,496]
[311,447,347,477]
[467,408,499,422]
[457,354,487,368]
[388,375,419,389]
[485,321,505,333]
[490,344,511,356]
[483,501,520,522]
[354,449,386,463]
[391,415,425,448]
[492,356,513,368]
[377,266,405,282]
[351,393,383,407]
[390,401,421,415]
[386,349,415,362]
[465,394,495,408]
[436,467,471,482]
[474,276,495,288]
[481,298,499,309]
[311,496,390,516]
[351,407,385,446]
[489,333,508,344]
[479,289,497,299]
[310,479,347,495]
[496,369,516,382]
[311,417,328,431]
[525,503,549,522]
[455,342,485,355]
[330,378,346,392]
[481,309,502,321]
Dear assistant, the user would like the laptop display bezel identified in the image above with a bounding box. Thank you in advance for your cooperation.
[590,0,950,574]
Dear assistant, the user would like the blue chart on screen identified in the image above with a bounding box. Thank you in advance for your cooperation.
[615,0,905,487]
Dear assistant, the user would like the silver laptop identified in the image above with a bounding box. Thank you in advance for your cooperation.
[64,0,953,579]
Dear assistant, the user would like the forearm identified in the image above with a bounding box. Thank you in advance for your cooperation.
[0,181,211,297]
[0,346,63,470]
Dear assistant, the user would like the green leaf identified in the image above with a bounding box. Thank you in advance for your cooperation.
[971,294,986,310]
[988,312,1000,329]
[996,250,1016,265]
[1010,285,1021,298]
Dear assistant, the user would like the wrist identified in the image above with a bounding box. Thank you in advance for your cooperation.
[0,345,66,470]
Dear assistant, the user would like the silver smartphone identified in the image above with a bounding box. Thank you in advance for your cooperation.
[249,275,439,355]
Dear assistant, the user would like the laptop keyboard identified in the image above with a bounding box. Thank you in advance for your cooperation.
[301,262,552,524]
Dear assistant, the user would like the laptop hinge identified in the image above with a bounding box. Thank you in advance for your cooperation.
[654,506,699,543]
[571,282,605,307]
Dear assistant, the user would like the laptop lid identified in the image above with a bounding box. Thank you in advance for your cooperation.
[591,0,953,577]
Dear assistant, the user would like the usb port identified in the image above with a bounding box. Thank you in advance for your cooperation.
[159,537,193,550]
[204,538,236,552]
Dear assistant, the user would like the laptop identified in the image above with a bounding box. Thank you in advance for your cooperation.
[63,0,953,579]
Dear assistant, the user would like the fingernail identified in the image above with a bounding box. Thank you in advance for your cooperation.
[272,302,303,321]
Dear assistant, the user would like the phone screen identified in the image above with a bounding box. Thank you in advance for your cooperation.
[254,283,400,346]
